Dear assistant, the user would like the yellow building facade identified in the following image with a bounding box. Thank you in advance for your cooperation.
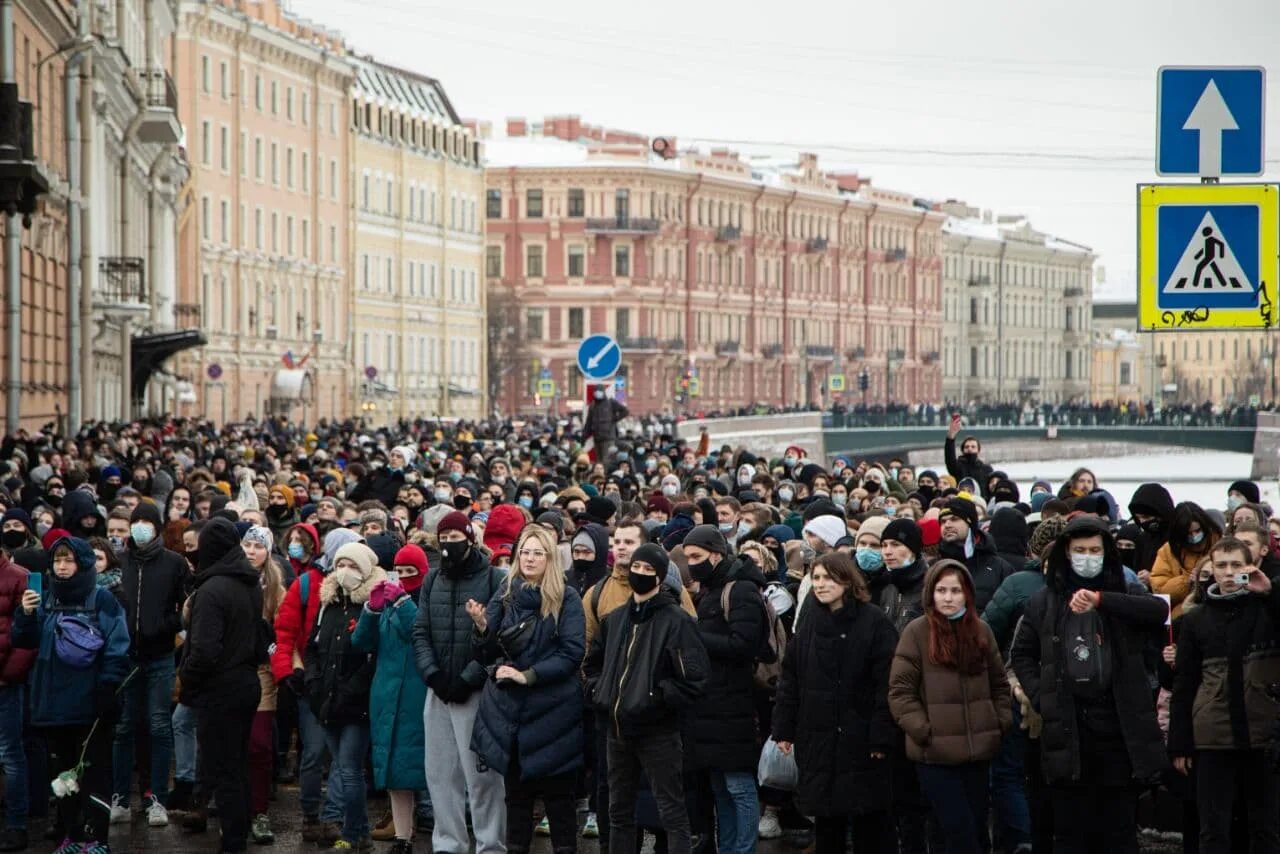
[349,58,486,424]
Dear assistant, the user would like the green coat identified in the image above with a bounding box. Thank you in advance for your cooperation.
[982,569,1045,652]
[353,597,427,791]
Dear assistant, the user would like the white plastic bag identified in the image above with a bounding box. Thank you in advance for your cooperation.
[757,737,799,791]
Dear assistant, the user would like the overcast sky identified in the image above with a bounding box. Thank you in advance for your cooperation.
[292,0,1278,300]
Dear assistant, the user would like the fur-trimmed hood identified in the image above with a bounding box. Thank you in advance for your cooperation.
[319,565,386,606]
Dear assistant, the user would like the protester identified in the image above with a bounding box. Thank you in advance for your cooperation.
[240,526,286,844]
[1152,502,1222,618]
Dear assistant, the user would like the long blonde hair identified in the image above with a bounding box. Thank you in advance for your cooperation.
[502,525,565,621]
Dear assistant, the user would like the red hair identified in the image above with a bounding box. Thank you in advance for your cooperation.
[924,560,989,674]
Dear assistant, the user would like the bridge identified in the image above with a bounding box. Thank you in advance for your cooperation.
[676,412,1280,478]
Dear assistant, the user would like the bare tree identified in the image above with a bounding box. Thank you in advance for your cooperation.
[487,286,531,412]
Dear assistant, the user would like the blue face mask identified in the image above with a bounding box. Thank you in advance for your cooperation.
[1188,531,1205,546]
[855,547,884,572]
[884,506,897,517]
[449,471,462,483]
[518,496,534,510]
[288,542,306,560]
[130,523,155,546]
[946,605,967,621]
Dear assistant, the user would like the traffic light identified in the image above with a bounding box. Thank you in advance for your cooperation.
[858,370,870,392]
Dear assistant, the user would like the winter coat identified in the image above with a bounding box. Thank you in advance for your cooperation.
[982,570,1046,653]
[119,538,187,661]
[1169,586,1280,754]
[889,616,1011,765]
[584,563,697,650]
[348,467,407,509]
[1151,538,1218,619]
[470,580,586,781]
[13,568,131,727]
[938,531,1016,613]
[179,547,265,708]
[944,437,994,499]
[873,557,928,634]
[0,553,36,685]
[690,554,767,772]
[583,398,629,450]
[304,567,386,727]
[773,599,899,816]
[584,589,709,739]
[1127,483,1175,573]
[411,546,506,700]
[271,567,325,682]
[353,595,427,791]
[1010,519,1169,785]
[285,524,320,584]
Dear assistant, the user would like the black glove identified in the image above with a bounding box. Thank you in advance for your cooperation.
[94,683,120,718]
[448,674,473,702]
[284,667,305,696]
[426,672,450,701]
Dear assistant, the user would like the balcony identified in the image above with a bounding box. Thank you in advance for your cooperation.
[0,83,51,227]
[137,69,181,144]
[805,236,829,252]
[1064,286,1085,298]
[174,302,202,329]
[618,336,660,352]
[716,225,741,242]
[805,345,835,360]
[886,247,907,262]
[762,343,785,359]
[845,346,866,360]
[94,257,149,315]
[584,216,660,234]
[922,350,940,364]
[967,275,991,287]
[662,337,685,351]
[715,340,740,356]
[1019,377,1042,393]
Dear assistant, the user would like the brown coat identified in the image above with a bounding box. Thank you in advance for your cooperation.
[888,615,1011,765]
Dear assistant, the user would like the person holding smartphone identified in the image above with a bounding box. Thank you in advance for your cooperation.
[944,414,995,501]
[1168,536,1280,851]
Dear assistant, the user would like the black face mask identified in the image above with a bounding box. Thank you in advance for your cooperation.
[132,479,149,492]
[688,559,715,583]
[1116,546,1137,567]
[628,569,660,595]
[0,530,26,551]
[961,452,978,464]
[1140,518,1163,536]
[453,495,472,510]
[183,549,199,568]
[100,484,119,502]
[441,541,470,574]
[267,504,292,520]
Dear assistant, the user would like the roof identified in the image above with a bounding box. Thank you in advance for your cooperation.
[943,215,1090,256]
[351,56,460,125]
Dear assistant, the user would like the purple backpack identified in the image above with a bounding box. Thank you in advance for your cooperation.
[53,609,105,670]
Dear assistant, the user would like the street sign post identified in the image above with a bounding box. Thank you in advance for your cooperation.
[536,379,556,397]
[829,373,846,393]
[575,334,622,380]
[206,363,222,381]
[1137,183,1279,331]
[1157,67,1265,178]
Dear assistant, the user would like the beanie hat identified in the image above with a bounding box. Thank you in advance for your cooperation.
[571,530,597,555]
[240,525,274,552]
[333,542,378,579]
[661,513,697,551]
[391,445,417,466]
[763,524,796,543]
[436,510,475,543]
[1229,480,1261,505]
[682,524,729,556]
[645,494,673,516]
[129,501,163,529]
[268,484,295,510]
[483,504,525,551]
[918,517,941,548]
[536,510,565,538]
[196,517,242,572]
[631,543,670,576]
[1030,515,1070,560]
[1,508,32,534]
[803,515,847,549]
[856,515,891,542]
[393,544,429,594]
[940,497,979,529]
[882,518,924,557]
[586,496,616,526]
[992,479,1020,505]
[365,532,399,572]
[1030,492,1052,513]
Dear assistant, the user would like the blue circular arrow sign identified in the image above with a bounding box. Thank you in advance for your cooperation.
[576,334,622,380]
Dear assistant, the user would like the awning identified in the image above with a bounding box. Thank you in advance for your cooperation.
[131,329,206,402]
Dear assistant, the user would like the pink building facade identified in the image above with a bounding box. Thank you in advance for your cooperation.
[485,117,944,415]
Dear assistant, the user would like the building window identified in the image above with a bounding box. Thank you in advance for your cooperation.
[301,92,309,125]
[526,309,544,340]
[1065,351,1074,380]
[285,147,294,188]
[301,152,309,193]
[970,347,978,378]
[200,121,211,165]
[615,188,630,220]
[270,80,278,115]
[219,61,228,98]
[615,246,630,277]
[270,143,279,184]
[200,56,210,92]
[200,196,210,239]
[485,246,502,278]
[1119,362,1132,386]
[527,245,544,278]
[568,188,584,218]
[615,308,631,340]
[568,246,585,277]
[286,86,294,120]
[219,126,229,171]
[254,74,262,110]
[220,200,229,243]
[254,137,263,179]
[569,308,584,339]
[526,189,543,218]
[486,189,501,218]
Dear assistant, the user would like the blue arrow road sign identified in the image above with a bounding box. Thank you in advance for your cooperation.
[576,335,622,380]
[1158,67,1265,177]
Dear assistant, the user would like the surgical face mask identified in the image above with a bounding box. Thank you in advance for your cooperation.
[645,460,657,472]
[448,471,462,483]
[518,496,534,510]
[889,467,900,480]
[492,474,507,485]
[718,522,736,534]
[434,489,451,504]
[738,473,752,487]
[946,605,967,621]
[884,506,897,517]
[288,542,306,560]
[1070,553,1105,579]
[130,523,155,546]
[1188,531,1205,546]
[662,484,678,498]
[594,390,605,401]
[35,521,51,538]
[628,569,660,595]
[109,535,126,554]
[309,492,324,503]
[778,488,794,504]
[855,547,884,572]
[1227,495,1244,511]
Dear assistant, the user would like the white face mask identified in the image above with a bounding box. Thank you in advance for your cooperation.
[333,567,364,592]
[1070,553,1104,579]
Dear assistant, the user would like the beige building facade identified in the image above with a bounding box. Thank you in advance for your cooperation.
[349,57,485,425]
[941,202,1094,406]
[175,0,352,423]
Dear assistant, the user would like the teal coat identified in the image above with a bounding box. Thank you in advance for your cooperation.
[353,597,427,791]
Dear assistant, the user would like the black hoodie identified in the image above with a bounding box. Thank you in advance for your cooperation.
[1127,482,1176,573]
[61,489,104,540]
[179,518,264,707]
[568,523,610,597]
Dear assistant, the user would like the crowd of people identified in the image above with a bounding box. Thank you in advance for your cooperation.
[0,402,1275,854]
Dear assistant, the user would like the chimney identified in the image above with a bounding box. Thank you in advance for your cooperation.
[506,117,527,137]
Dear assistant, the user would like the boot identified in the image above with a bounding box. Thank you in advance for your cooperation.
[370,810,395,841]
[181,806,208,834]
[166,779,193,815]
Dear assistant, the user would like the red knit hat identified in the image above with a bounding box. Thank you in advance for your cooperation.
[436,511,475,543]
[918,516,942,548]
[484,504,526,551]
[393,544,429,595]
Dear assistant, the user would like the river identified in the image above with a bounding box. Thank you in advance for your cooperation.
[912,450,1277,514]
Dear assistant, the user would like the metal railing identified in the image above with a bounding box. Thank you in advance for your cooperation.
[98,257,147,304]
[584,217,660,233]
[140,69,177,111]
[805,345,835,358]
[887,247,907,261]
[761,343,785,358]
[967,275,991,286]
[715,340,740,356]
[805,236,828,252]
[716,225,741,242]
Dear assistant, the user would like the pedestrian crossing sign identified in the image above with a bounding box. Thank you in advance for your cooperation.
[1138,183,1279,330]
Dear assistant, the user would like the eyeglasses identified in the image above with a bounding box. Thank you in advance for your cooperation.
[518,549,548,560]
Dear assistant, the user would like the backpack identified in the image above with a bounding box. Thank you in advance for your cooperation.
[1062,608,1111,701]
[50,591,107,670]
[720,580,787,691]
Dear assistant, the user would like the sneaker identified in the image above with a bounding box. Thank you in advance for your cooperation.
[581,813,599,839]
[145,794,168,828]
[328,839,373,853]
[388,841,412,854]
[180,807,208,834]
[251,813,275,845]
[313,822,343,847]
[108,794,130,825]
[0,828,27,852]
[535,816,551,836]
[370,809,395,841]
[758,810,783,840]
[576,797,590,813]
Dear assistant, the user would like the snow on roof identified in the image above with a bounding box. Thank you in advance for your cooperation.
[944,215,1090,256]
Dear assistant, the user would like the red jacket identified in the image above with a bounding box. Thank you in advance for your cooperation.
[0,554,36,685]
[271,566,324,683]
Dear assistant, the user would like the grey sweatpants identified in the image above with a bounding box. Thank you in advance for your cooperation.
[424,689,507,854]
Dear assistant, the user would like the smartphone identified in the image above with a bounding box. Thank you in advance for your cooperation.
[1235,571,1252,586]
[27,572,41,599]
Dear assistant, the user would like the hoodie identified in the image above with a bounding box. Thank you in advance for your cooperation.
[988,507,1031,571]
[319,528,362,573]
[61,489,104,540]
[568,522,610,598]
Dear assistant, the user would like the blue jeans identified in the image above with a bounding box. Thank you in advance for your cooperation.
[708,770,759,854]
[0,685,28,829]
[297,698,342,822]
[112,657,175,804]
[324,723,370,842]
[916,761,990,854]
[171,703,196,784]
[990,702,1031,850]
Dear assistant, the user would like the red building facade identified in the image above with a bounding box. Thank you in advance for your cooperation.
[484,117,945,415]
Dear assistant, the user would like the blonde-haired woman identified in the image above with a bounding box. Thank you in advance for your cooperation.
[466,523,586,854]
[240,525,286,844]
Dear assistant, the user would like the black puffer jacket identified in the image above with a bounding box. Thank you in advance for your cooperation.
[773,599,899,817]
[690,554,767,772]
[938,529,1016,613]
[585,588,709,739]
[120,538,187,661]
[1010,517,1169,786]
[304,566,385,726]
[944,436,994,499]
[411,545,506,698]
[873,557,928,634]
